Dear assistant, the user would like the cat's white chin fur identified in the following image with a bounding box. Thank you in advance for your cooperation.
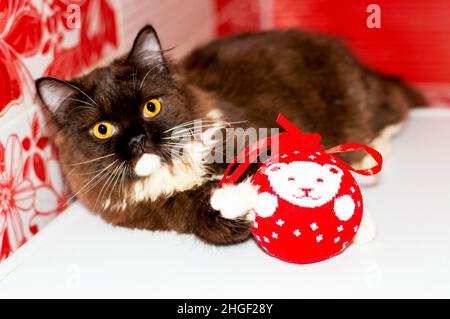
[134,153,161,177]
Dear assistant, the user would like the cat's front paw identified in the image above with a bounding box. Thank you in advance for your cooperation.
[210,181,258,220]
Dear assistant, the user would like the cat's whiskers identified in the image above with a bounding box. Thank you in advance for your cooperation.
[60,97,97,108]
[69,166,114,176]
[159,141,220,177]
[162,135,201,142]
[160,130,227,162]
[161,119,248,162]
[63,153,116,167]
[162,128,222,141]
[162,124,237,146]
[162,119,201,133]
[99,163,123,208]
[116,162,127,192]
[139,61,170,90]
[119,163,129,197]
[160,149,184,161]
[163,119,222,134]
[124,164,133,190]
[132,68,137,91]
[106,162,125,205]
[94,162,122,211]
[160,118,241,165]
[73,160,118,198]
[66,166,78,177]
[77,167,113,204]
[163,120,247,139]
[60,80,100,107]
[165,126,218,139]
[162,128,217,145]
[67,105,97,118]
[160,145,186,163]
[66,159,118,204]
[162,142,190,147]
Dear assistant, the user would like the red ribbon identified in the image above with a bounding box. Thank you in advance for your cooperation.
[325,142,383,176]
[220,113,383,186]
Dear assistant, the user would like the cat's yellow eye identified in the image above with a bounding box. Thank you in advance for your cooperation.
[143,98,161,118]
[92,122,115,140]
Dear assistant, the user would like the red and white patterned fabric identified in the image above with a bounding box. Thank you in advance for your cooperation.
[0,0,119,261]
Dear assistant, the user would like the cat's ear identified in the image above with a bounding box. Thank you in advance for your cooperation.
[128,25,165,68]
[35,77,77,117]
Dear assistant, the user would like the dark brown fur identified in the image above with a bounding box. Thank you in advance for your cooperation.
[36,26,425,245]
[183,30,426,162]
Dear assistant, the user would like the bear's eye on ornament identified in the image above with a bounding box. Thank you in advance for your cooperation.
[317,178,324,183]
[329,167,339,174]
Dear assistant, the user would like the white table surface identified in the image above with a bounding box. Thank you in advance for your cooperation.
[1,109,450,299]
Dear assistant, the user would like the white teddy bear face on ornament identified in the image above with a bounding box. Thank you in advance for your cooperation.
[254,160,355,221]
[265,161,343,208]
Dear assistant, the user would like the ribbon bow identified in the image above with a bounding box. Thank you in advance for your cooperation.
[220,113,383,186]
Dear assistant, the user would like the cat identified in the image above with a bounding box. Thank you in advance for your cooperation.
[35,25,425,245]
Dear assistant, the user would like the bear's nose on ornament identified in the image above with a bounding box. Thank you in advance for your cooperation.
[220,113,383,265]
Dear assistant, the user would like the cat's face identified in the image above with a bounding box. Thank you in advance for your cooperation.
[36,26,199,182]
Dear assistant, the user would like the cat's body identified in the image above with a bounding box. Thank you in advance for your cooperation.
[183,30,422,158]
[36,26,425,245]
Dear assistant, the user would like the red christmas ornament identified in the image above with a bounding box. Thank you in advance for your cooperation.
[221,114,383,264]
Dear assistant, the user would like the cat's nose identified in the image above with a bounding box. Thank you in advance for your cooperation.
[301,188,313,195]
[129,134,147,155]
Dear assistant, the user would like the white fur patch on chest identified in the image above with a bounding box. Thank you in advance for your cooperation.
[129,143,210,203]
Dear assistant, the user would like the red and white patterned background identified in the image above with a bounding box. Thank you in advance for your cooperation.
[1,0,449,261]
[0,0,119,261]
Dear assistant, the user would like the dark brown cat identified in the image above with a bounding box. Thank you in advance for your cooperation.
[35,25,425,245]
